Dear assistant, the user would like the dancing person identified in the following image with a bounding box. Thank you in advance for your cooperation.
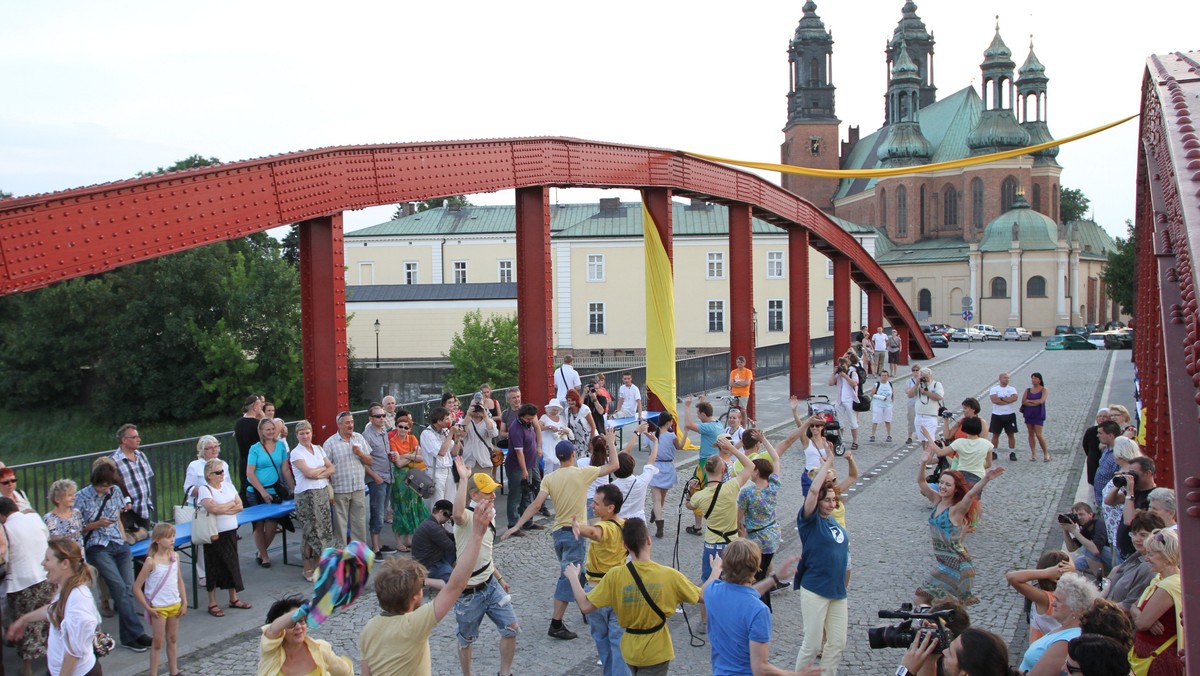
[612,424,661,521]
[914,453,1005,606]
[934,416,992,486]
[1022,372,1050,461]
[737,428,803,610]
[197,458,250,616]
[6,538,100,676]
[132,523,186,676]
[290,420,336,582]
[648,414,683,539]
[1018,573,1099,676]
[1005,551,1072,642]
[246,417,293,568]
[571,483,628,676]
[682,395,725,535]
[1128,529,1183,675]
[945,397,989,444]
[258,595,352,676]
[790,403,832,497]
[793,454,850,674]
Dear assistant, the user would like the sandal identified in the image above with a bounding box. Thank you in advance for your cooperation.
[207,604,224,618]
[228,599,253,610]
[851,443,859,450]
[685,526,703,536]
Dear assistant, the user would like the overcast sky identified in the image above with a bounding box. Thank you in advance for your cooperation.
[2,0,1195,237]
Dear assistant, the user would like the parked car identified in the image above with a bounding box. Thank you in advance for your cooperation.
[1054,325,1087,336]
[951,327,984,342]
[1003,327,1032,341]
[973,324,1002,340]
[925,330,949,348]
[1086,332,1110,349]
[1047,334,1097,350]
[1108,329,1133,349]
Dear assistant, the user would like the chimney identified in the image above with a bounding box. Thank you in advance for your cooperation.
[840,125,860,164]
[599,197,622,214]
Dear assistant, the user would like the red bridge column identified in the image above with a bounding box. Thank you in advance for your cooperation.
[299,214,349,441]
[897,325,910,366]
[515,187,553,410]
[789,228,811,398]
[833,256,852,358]
[729,204,755,419]
[867,290,884,335]
[643,188,674,417]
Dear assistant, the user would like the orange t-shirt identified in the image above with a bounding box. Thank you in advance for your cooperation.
[730,368,754,397]
[389,431,425,470]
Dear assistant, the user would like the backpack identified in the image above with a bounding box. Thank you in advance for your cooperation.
[852,365,872,412]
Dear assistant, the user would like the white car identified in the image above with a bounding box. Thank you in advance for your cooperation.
[1086,332,1110,349]
[973,324,1002,340]
[951,327,985,342]
[1003,327,1032,341]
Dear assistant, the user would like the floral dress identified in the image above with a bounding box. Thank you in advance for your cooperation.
[918,505,978,605]
[390,432,430,536]
[737,475,782,554]
[43,509,84,548]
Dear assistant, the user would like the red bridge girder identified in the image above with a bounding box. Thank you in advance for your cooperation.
[0,137,932,434]
[1134,50,1200,660]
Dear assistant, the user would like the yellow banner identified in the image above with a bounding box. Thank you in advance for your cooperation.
[642,197,678,424]
[684,114,1138,179]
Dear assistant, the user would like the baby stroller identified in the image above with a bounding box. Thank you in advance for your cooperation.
[805,395,846,456]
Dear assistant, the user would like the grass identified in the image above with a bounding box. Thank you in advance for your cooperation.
[0,410,234,465]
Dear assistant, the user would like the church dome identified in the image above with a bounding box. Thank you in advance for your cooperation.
[967,110,1031,153]
[977,193,1059,251]
[877,123,933,164]
[794,0,830,41]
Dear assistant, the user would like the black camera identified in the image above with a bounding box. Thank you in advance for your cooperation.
[1058,513,1079,525]
[867,604,954,652]
[1112,474,1128,489]
[939,408,956,420]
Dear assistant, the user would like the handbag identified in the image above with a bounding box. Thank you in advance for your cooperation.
[120,509,151,545]
[93,631,115,658]
[262,447,293,501]
[406,468,436,499]
[190,486,220,545]
[1128,635,1176,676]
[173,495,196,524]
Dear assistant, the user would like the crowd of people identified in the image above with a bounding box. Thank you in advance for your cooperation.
[0,347,1186,676]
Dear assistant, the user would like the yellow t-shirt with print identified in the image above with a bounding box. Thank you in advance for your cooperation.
[541,465,603,529]
[732,449,770,475]
[690,481,740,544]
[586,560,701,667]
[584,518,626,582]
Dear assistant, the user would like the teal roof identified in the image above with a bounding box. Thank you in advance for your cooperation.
[874,236,971,265]
[1067,220,1117,261]
[834,87,981,201]
[978,195,1058,251]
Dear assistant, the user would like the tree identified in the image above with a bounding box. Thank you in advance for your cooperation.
[1101,220,1136,316]
[1060,187,1090,224]
[0,189,11,199]
[280,224,300,267]
[444,311,518,395]
[391,195,472,220]
[136,154,221,177]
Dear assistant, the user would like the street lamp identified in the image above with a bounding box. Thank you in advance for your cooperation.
[374,319,381,368]
[752,308,758,349]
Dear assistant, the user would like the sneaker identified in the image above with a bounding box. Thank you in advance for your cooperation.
[123,641,148,653]
[655,520,664,539]
[379,545,398,554]
[548,624,578,640]
[136,634,154,648]
[869,435,876,442]
[772,580,791,592]
[1009,451,1018,461]
[885,436,892,443]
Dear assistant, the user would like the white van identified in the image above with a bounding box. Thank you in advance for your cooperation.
[973,324,1001,340]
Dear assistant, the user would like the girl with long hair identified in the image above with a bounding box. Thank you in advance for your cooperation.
[133,523,186,676]
[1022,372,1050,461]
[7,537,99,675]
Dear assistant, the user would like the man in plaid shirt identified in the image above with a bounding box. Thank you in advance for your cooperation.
[110,423,155,529]
[324,411,375,545]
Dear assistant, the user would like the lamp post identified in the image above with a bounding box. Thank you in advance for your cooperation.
[374,319,381,368]
[752,308,758,349]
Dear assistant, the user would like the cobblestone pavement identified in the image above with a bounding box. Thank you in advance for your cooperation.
[159,342,1124,676]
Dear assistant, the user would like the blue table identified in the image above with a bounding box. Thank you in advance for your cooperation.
[131,500,296,608]
[606,412,664,451]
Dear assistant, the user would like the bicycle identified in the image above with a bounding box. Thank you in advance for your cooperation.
[715,394,746,427]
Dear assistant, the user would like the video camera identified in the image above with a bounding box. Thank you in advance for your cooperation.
[867,604,954,652]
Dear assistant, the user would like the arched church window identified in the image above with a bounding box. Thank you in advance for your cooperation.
[1001,176,1018,212]
[1027,276,1046,298]
[972,178,984,229]
[918,289,932,315]
[990,277,1008,298]
[897,186,908,237]
[943,184,958,226]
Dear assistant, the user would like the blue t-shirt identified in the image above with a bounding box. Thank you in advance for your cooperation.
[247,442,287,494]
[698,421,723,461]
[707,580,771,676]
[795,505,849,599]
[1020,627,1081,672]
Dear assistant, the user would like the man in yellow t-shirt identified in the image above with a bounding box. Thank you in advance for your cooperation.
[359,485,494,676]
[502,430,620,641]
[572,483,627,676]
[566,518,717,675]
[728,355,754,408]
[685,434,755,633]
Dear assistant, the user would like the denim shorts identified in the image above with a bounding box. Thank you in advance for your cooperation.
[454,578,520,648]
[552,527,589,603]
[701,542,728,581]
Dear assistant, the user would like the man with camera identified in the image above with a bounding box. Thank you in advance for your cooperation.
[1103,456,1157,560]
[828,357,861,450]
[583,380,609,427]
[1059,502,1110,575]
[911,368,945,451]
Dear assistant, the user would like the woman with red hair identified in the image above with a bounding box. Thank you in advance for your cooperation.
[914,451,1004,606]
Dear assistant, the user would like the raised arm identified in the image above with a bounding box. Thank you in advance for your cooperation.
[563,562,599,614]
[803,455,834,519]
[682,396,700,433]
[596,428,620,477]
[948,466,1004,522]
[729,442,756,487]
[790,396,804,428]
[834,451,859,494]
[761,431,781,475]
[774,427,806,462]
[451,456,470,526]
[915,450,939,502]
[1005,564,1064,609]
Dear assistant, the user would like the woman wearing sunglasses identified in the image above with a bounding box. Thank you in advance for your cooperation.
[388,410,429,554]
[197,458,249,617]
[1128,529,1183,675]
[0,468,34,514]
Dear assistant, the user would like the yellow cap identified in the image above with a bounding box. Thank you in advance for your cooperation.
[471,473,500,495]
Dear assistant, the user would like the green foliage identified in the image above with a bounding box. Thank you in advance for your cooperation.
[392,196,472,219]
[280,224,300,267]
[444,311,518,395]
[1060,187,1090,224]
[0,189,11,199]
[1101,220,1136,316]
[136,154,221,177]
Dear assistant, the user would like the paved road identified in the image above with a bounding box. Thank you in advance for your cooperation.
[96,341,1130,675]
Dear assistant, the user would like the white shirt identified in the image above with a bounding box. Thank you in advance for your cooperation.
[872,331,889,351]
[420,427,454,468]
[915,380,945,417]
[989,385,1019,416]
[1,512,49,593]
[198,481,240,532]
[184,458,230,503]
[906,376,920,403]
[610,465,659,520]
[873,381,894,403]
[48,586,98,676]
[290,444,331,494]
[837,369,859,405]
[554,363,582,401]
[617,384,641,417]
[804,440,829,471]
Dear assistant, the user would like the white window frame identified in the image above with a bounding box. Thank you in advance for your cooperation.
[587,254,605,282]
[767,251,785,279]
[708,300,725,333]
[404,261,419,285]
[498,259,514,284]
[358,261,374,285]
[706,252,725,280]
[826,259,834,278]
[453,261,468,284]
[767,299,784,332]
[826,299,835,331]
[588,302,605,335]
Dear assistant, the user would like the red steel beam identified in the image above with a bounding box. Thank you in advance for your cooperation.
[643,188,674,416]
[515,186,553,412]
[728,203,755,419]
[298,214,348,440]
[789,228,812,397]
[833,256,852,358]
[867,290,884,337]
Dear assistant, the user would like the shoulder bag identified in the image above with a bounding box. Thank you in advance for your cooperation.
[191,486,220,545]
[173,495,195,524]
[262,446,293,501]
[83,491,114,548]
[471,419,504,467]
[622,562,667,636]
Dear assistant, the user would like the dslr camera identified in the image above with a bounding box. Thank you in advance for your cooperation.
[1057,512,1079,525]
[867,604,954,652]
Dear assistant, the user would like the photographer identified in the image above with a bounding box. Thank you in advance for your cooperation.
[874,599,969,676]
[827,357,861,450]
[1103,456,1156,559]
[1059,502,1110,575]
[912,368,945,451]
[582,381,608,428]
[900,626,1016,676]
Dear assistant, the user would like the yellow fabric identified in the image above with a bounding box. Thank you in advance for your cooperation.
[584,518,626,582]
[358,603,438,676]
[831,502,847,529]
[690,481,740,544]
[642,197,677,424]
[1135,573,1183,654]
[1136,407,1147,447]
[151,601,183,618]
[729,368,753,397]
[684,114,1137,179]
[541,465,603,529]
[682,439,700,450]
[587,560,701,666]
[731,449,770,476]
[454,508,495,585]
[258,625,354,676]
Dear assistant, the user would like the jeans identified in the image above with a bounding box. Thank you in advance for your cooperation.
[551,528,588,603]
[453,578,520,648]
[332,489,368,545]
[86,540,145,644]
[585,585,631,676]
[505,470,539,529]
[367,480,390,535]
[795,587,847,674]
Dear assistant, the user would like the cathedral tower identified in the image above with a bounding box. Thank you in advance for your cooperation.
[781,0,841,211]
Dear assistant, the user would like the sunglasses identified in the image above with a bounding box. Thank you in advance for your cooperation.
[0,479,15,485]
[370,414,386,419]
[209,470,225,476]
[1066,664,1083,675]
[396,425,410,430]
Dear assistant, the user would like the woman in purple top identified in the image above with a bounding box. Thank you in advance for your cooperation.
[1022,372,1050,462]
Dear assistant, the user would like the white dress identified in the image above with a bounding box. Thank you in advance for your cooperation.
[540,414,568,474]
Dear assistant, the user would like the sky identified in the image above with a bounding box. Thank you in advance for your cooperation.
[2,0,1196,238]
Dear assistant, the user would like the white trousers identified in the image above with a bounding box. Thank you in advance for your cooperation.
[795,587,848,675]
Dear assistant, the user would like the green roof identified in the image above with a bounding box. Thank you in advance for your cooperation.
[1067,220,1117,261]
[874,236,972,264]
[978,196,1058,251]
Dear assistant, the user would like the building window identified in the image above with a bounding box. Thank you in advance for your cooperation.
[919,185,927,235]
[1032,183,1042,213]
[826,259,834,278]
[1001,175,1018,213]
[588,302,605,334]
[453,261,468,284]
[826,299,835,332]
[587,254,605,282]
[1026,275,1047,298]
[918,288,932,314]
[1052,184,1060,222]
[706,252,725,280]
[942,184,958,226]
[498,260,513,284]
[972,178,985,229]
[880,187,888,228]
[897,186,908,237]
[708,301,725,332]
[767,299,784,332]
[358,262,374,285]
[404,261,418,285]
[767,251,784,278]
[989,276,1008,298]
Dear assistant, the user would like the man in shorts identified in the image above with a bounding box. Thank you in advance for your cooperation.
[903,364,921,445]
[988,372,1020,461]
[912,367,945,451]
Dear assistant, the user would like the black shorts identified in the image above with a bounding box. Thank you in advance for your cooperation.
[990,413,1018,435]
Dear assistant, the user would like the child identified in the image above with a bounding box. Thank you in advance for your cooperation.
[133,523,186,676]
[870,370,894,442]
